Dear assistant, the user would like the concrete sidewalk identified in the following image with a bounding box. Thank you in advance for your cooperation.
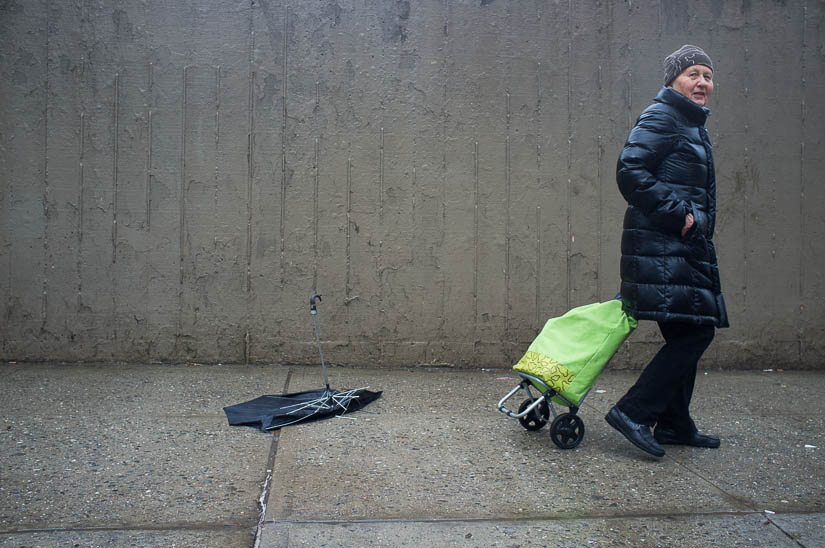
[2,363,824,547]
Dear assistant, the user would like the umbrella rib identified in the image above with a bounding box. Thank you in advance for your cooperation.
[260,387,373,430]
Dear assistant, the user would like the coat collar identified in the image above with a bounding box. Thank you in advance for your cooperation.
[655,87,711,125]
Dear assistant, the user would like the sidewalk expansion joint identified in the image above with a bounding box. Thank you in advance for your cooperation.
[667,455,760,511]
[764,514,808,548]
[252,367,292,548]
[262,508,795,526]
[0,522,250,536]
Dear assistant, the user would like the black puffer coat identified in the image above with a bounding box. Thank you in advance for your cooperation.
[617,87,729,327]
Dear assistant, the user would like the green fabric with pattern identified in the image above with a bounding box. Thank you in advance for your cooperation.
[514,299,637,406]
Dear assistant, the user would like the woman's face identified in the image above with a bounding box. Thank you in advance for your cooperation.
[670,64,714,106]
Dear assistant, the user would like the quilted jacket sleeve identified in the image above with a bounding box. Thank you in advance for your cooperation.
[616,106,690,235]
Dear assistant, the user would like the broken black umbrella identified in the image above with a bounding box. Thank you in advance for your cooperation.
[224,293,381,431]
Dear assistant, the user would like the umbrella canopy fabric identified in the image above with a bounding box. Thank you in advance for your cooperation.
[224,387,382,431]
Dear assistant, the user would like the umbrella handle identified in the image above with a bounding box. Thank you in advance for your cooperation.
[310,293,322,313]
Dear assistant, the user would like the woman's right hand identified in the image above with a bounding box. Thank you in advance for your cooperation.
[681,213,695,237]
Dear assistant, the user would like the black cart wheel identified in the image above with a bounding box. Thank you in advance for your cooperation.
[550,413,585,449]
[517,398,549,431]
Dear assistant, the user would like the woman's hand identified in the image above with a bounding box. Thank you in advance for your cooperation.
[681,213,695,237]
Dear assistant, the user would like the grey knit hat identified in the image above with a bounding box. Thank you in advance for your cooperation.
[664,45,713,86]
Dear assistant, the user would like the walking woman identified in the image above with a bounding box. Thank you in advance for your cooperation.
[605,45,729,458]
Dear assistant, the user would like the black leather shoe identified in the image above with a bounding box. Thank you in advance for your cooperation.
[654,427,720,448]
[605,406,665,457]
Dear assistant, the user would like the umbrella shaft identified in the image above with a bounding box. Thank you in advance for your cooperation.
[312,312,330,389]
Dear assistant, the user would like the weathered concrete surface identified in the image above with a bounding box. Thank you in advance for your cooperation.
[0,362,281,547]
[1,1,824,367]
[260,517,807,548]
[261,366,825,547]
[1,362,824,547]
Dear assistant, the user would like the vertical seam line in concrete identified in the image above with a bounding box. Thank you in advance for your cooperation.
[215,66,221,210]
[597,134,603,299]
[798,3,808,359]
[535,206,541,333]
[657,0,663,39]
[596,9,606,301]
[346,158,352,303]
[245,5,255,363]
[112,72,121,351]
[313,138,319,292]
[43,14,51,328]
[147,63,154,229]
[180,67,188,289]
[113,73,120,265]
[178,66,188,358]
[280,5,288,284]
[379,127,385,224]
[536,54,542,330]
[440,4,449,343]
[412,160,417,258]
[378,127,384,331]
[626,70,633,135]
[247,72,254,298]
[78,111,85,313]
[505,93,511,338]
[145,62,153,362]
[742,19,750,319]
[473,141,479,351]
[566,0,573,311]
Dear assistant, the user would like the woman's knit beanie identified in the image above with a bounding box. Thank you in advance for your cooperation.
[664,45,713,86]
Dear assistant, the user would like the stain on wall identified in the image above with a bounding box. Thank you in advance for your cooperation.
[1,0,823,368]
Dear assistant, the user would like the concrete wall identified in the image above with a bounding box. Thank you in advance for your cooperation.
[1,0,823,368]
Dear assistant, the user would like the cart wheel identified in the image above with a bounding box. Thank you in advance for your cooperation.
[550,413,585,449]
[517,398,549,431]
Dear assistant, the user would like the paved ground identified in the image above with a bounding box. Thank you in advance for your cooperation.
[1,362,824,547]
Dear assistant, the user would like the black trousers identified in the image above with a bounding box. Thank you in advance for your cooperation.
[617,322,715,432]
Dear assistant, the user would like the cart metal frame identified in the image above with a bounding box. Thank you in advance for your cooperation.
[497,372,587,449]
